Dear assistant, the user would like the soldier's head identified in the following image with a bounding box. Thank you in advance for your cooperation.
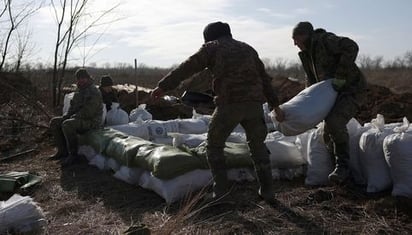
[75,68,92,89]
[100,75,113,87]
[203,21,232,43]
[292,21,313,51]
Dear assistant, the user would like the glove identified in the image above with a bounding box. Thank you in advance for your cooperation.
[332,78,346,92]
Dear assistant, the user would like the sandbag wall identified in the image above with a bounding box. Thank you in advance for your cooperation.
[77,117,307,204]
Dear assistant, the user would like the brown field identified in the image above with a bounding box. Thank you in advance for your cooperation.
[0,67,412,234]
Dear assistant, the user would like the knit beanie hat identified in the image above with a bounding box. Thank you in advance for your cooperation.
[292,21,314,37]
[100,75,113,87]
[203,21,232,42]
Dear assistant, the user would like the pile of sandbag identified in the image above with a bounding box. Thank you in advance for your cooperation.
[302,114,412,198]
[0,194,46,234]
[77,124,307,203]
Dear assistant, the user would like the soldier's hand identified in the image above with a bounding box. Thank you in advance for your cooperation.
[151,87,164,101]
[274,106,285,122]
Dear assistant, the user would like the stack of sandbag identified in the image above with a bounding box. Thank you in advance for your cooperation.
[359,114,398,193]
[271,79,337,136]
[78,127,306,203]
[383,118,412,198]
[0,194,46,234]
[303,118,368,186]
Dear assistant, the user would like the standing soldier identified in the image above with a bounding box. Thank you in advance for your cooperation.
[151,21,284,203]
[292,21,367,184]
[49,68,103,166]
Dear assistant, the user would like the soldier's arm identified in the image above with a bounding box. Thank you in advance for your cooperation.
[158,44,214,92]
[257,58,279,108]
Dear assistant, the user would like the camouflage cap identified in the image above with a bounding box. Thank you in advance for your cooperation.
[292,21,314,37]
[75,68,91,80]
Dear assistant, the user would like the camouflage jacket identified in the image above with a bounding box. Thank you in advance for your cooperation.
[298,29,367,93]
[158,37,279,107]
[66,82,103,127]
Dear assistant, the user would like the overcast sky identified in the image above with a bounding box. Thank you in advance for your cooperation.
[29,0,412,68]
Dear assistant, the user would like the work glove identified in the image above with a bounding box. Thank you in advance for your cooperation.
[332,78,346,92]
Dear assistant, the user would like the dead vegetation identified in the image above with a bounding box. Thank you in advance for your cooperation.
[0,70,412,234]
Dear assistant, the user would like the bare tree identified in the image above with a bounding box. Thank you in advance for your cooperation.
[50,0,120,107]
[0,0,41,71]
[14,27,35,72]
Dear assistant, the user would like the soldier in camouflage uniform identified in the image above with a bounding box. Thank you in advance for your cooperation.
[49,68,103,166]
[151,22,284,203]
[292,22,367,184]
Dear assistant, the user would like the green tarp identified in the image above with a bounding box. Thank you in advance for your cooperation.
[80,128,255,179]
[0,172,42,193]
[78,128,128,153]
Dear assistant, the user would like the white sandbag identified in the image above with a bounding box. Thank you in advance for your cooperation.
[129,104,153,122]
[177,118,209,134]
[265,132,306,169]
[88,153,110,171]
[78,145,97,161]
[346,118,373,185]
[107,158,121,172]
[151,137,174,145]
[63,92,74,115]
[0,194,46,234]
[113,166,144,185]
[146,120,179,139]
[192,110,212,124]
[383,118,412,197]
[169,132,246,148]
[138,169,212,204]
[271,79,338,136]
[169,133,207,148]
[359,114,393,193]
[227,132,247,143]
[295,129,314,163]
[63,91,107,126]
[305,124,334,186]
[111,122,150,140]
[263,103,276,132]
[105,102,129,126]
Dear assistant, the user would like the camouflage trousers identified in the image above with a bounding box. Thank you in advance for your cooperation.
[324,92,364,167]
[49,116,98,155]
[206,102,270,171]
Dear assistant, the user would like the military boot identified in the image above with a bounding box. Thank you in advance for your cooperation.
[255,163,275,204]
[48,126,68,161]
[328,141,351,184]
